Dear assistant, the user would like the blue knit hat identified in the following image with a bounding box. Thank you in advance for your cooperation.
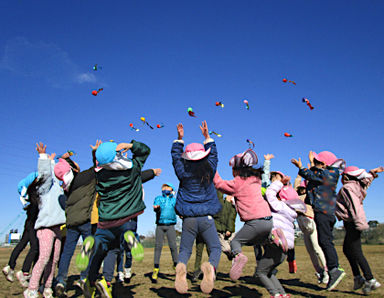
[17,172,38,195]
[162,182,175,190]
[96,142,117,165]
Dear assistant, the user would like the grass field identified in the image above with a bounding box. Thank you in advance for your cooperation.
[1,245,383,297]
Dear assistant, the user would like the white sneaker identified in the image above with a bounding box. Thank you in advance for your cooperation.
[23,289,38,298]
[118,271,124,282]
[43,288,54,298]
[353,275,365,290]
[2,265,14,282]
[322,271,329,284]
[363,278,381,295]
[124,267,132,279]
[16,271,29,287]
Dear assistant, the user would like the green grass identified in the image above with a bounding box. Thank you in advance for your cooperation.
[1,245,383,297]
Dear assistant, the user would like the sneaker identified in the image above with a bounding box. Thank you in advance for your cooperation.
[327,267,346,291]
[229,253,248,281]
[363,278,381,295]
[152,268,159,282]
[16,271,29,287]
[23,289,39,298]
[124,267,132,279]
[271,229,288,252]
[281,295,291,298]
[192,269,202,282]
[288,260,297,274]
[43,288,54,298]
[175,263,188,294]
[124,231,144,262]
[74,279,85,291]
[200,262,215,294]
[353,275,365,290]
[117,271,124,283]
[96,277,113,298]
[2,265,14,282]
[76,236,95,271]
[83,279,96,298]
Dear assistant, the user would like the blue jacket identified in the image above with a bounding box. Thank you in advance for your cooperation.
[299,166,340,215]
[154,194,177,225]
[171,139,222,217]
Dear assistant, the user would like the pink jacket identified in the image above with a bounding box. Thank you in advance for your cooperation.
[213,172,271,222]
[266,181,303,249]
[335,174,375,231]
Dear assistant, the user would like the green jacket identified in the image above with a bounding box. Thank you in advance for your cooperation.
[96,141,150,222]
[213,191,236,233]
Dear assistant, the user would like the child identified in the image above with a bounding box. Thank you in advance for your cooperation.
[255,173,305,297]
[294,175,328,284]
[214,149,272,281]
[152,182,179,281]
[3,172,39,288]
[54,141,99,296]
[77,140,150,298]
[24,143,66,298]
[291,150,346,291]
[172,121,222,294]
[336,165,383,294]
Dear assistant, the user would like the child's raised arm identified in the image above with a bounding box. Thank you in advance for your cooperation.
[201,121,218,172]
[36,142,55,195]
[262,154,274,188]
[171,123,187,180]
[126,141,151,170]
[213,172,236,196]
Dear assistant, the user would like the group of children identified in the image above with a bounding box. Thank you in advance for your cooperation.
[2,120,383,297]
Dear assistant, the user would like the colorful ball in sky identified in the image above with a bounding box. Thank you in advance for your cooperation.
[92,90,98,96]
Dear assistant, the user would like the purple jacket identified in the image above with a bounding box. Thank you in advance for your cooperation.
[335,173,376,231]
[266,181,305,249]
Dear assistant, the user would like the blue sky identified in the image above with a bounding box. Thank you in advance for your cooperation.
[1,1,383,238]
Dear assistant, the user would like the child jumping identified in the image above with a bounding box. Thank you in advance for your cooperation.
[172,121,222,294]
[336,165,383,294]
[292,150,346,291]
[214,149,272,281]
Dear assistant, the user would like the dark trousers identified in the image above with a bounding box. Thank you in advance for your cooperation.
[8,222,39,272]
[343,221,373,280]
[88,221,137,283]
[314,212,339,271]
[287,248,295,262]
[56,222,92,286]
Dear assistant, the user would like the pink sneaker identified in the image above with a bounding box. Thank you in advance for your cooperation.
[175,263,188,294]
[200,262,215,294]
[271,229,288,252]
[229,253,248,281]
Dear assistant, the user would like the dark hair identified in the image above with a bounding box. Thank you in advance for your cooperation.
[233,166,263,179]
[26,177,44,207]
[184,158,213,185]
[343,173,366,189]
[314,159,324,167]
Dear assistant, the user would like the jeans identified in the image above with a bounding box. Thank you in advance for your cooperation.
[343,221,373,280]
[178,216,221,269]
[314,212,339,271]
[8,222,39,272]
[88,221,137,283]
[154,225,178,266]
[56,222,92,286]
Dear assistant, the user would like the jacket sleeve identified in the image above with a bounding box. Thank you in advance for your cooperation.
[204,139,218,172]
[153,196,160,206]
[341,187,369,231]
[141,169,155,183]
[171,141,186,180]
[293,175,302,190]
[37,154,54,195]
[298,167,324,183]
[213,172,236,196]
[226,202,236,233]
[131,140,151,170]
[261,159,271,188]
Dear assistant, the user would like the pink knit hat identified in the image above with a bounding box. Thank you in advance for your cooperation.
[229,149,258,168]
[279,185,300,201]
[54,158,71,181]
[182,143,211,161]
[312,151,346,169]
[343,166,370,180]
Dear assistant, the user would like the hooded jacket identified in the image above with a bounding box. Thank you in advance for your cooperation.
[171,139,221,217]
[154,193,177,225]
[335,173,376,231]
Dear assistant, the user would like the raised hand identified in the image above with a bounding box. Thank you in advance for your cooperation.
[291,158,302,168]
[90,139,102,151]
[48,153,56,160]
[282,175,291,185]
[36,142,47,154]
[177,123,184,140]
[264,154,275,160]
[116,143,133,153]
[153,168,162,176]
[200,120,209,140]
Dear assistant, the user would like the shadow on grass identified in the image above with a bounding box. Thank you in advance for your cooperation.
[112,282,140,298]
[222,284,263,297]
[66,275,83,298]
[150,286,192,297]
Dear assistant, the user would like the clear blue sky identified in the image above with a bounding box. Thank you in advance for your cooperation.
[1,0,383,238]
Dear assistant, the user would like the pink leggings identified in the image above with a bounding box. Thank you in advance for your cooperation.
[28,226,62,291]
